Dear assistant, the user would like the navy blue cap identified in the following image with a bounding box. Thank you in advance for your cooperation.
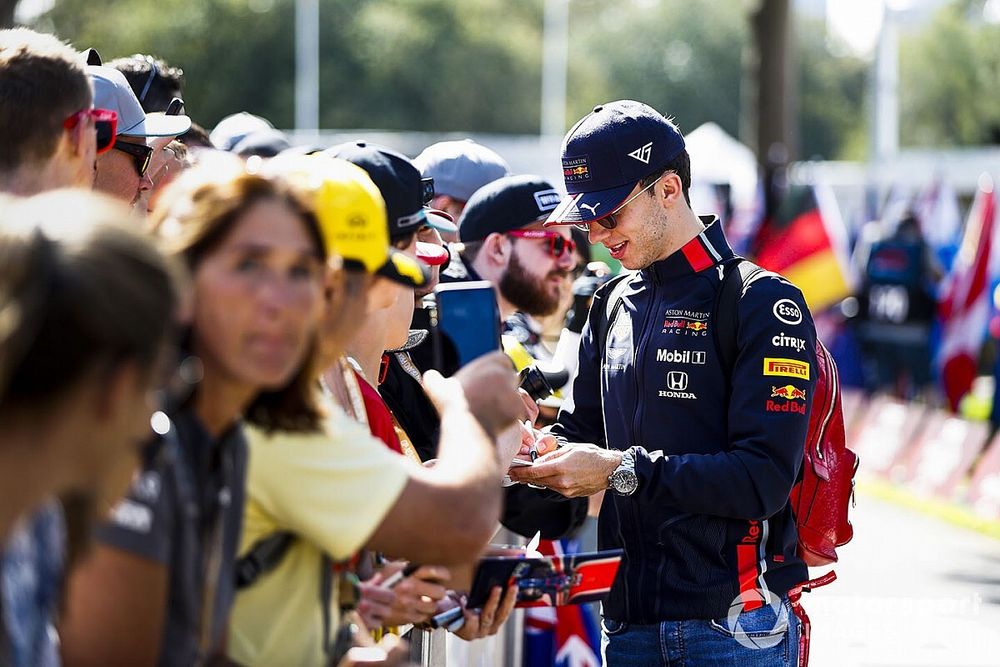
[458,175,562,243]
[325,141,427,237]
[545,100,685,226]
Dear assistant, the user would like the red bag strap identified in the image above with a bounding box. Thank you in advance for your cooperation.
[787,571,837,667]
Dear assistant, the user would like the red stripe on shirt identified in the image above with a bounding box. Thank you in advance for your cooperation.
[736,543,764,611]
[681,237,714,272]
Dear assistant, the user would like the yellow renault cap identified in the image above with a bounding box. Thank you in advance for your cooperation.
[265,154,428,288]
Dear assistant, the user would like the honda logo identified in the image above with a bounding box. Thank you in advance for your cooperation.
[667,371,688,391]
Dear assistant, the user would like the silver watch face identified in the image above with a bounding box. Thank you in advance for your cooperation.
[610,468,638,496]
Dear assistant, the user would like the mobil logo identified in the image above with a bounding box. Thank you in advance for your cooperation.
[656,349,707,365]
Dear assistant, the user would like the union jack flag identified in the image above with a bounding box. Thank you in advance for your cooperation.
[523,539,602,667]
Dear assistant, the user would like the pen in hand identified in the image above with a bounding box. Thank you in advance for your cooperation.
[379,562,421,589]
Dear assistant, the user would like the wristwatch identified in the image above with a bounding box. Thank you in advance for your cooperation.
[608,448,639,496]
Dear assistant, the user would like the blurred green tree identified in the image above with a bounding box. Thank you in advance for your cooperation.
[36,0,298,128]
[322,0,543,133]
[797,18,868,160]
[899,1,1000,147]
[29,0,874,160]
[565,0,747,140]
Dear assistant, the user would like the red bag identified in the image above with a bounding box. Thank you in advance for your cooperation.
[788,340,859,566]
[717,264,859,666]
[716,261,859,567]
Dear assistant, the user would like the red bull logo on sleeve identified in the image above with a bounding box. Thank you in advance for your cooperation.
[766,384,807,414]
[770,385,806,401]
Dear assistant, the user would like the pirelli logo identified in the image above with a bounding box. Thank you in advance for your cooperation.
[762,357,810,380]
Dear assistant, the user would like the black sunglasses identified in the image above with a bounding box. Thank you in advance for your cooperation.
[421,177,435,205]
[113,141,153,177]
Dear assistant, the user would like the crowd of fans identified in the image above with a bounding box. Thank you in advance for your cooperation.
[0,27,607,667]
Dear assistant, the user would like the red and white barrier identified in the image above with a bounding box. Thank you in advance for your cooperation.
[892,410,989,499]
[849,395,929,477]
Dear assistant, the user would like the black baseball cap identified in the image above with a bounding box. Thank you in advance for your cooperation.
[545,100,685,226]
[458,175,562,243]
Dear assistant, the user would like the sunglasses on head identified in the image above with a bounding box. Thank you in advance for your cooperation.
[138,58,160,104]
[507,229,576,259]
[572,173,669,233]
[63,108,118,154]
[113,141,153,177]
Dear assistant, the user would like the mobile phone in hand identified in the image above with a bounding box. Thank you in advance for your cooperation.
[432,281,501,372]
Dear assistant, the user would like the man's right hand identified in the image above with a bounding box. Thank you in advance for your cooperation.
[425,352,524,438]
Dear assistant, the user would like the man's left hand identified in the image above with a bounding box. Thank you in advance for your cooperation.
[506,443,623,497]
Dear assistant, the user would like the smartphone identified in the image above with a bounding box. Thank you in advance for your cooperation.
[432,281,501,371]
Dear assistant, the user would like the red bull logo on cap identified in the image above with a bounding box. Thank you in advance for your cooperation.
[562,156,591,183]
[770,385,806,401]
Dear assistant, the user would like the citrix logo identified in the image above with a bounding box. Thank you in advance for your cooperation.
[771,332,806,352]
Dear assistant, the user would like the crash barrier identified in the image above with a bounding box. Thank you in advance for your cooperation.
[845,389,1000,526]
[402,527,526,667]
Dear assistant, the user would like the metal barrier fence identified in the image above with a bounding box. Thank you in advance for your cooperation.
[401,527,527,667]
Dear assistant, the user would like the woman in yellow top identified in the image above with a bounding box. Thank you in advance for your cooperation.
[61,154,329,667]
[228,155,527,667]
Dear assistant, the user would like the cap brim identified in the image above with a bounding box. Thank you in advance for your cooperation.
[543,182,635,226]
[121,112,192,138]
[416,241,449,266]
[377,250,430,288]
[425,207,458,233]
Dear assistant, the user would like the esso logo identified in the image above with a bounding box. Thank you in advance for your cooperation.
[773,299,802,325]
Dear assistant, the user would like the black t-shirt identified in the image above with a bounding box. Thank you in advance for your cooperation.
[380,331,587,540]
[381,352,440,462]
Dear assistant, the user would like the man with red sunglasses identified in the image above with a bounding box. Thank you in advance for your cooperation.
[87,64,190,208]
[0,29,101,195]
[448,174,577,360]
[0,28,127,667]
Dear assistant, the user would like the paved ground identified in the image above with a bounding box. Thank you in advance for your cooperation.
[807,489,1000,666]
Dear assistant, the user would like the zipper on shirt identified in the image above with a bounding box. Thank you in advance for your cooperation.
[627,280,657,620]
[630,280,656,450]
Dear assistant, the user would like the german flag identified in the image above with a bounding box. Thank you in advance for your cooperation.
[751,184,852,311]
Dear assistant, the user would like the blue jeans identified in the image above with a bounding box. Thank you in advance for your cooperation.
[601,598,799,666]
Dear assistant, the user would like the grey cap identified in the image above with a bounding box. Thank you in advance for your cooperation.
[210,112,274,151]
[413,139,510,202]
[88,66,191,137]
